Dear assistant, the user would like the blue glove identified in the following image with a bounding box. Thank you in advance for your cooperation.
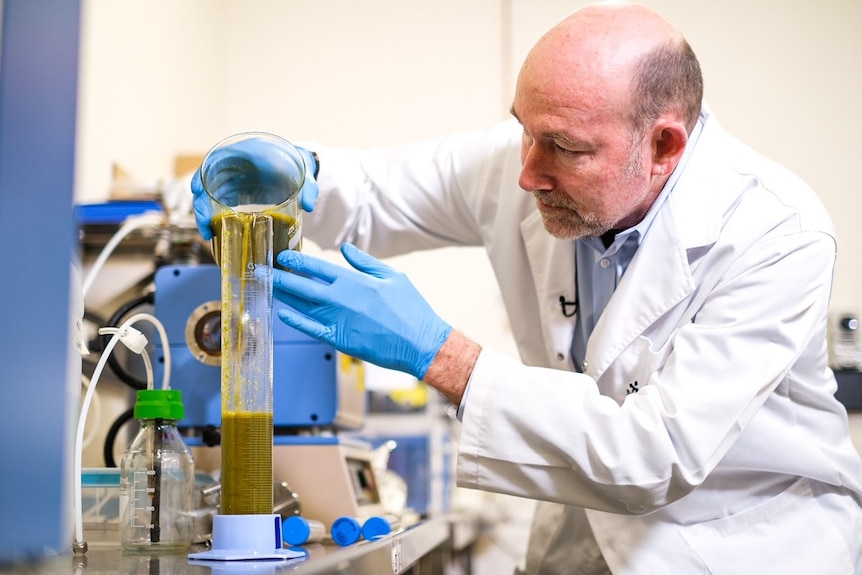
[273,243,453,380]
[190,137,319,241]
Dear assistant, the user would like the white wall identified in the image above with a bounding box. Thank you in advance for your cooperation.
[77,1,227,195]
[75,1,862,571]
[77,0,517,359]
[77,0,862,313]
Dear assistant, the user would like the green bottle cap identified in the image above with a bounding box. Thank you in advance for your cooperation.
[134,389,185,421]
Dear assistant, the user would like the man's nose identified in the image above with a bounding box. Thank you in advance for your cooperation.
[519,145,552,193]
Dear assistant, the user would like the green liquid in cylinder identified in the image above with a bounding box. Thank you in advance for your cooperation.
[212,209,282,516]
[220,411,273,515]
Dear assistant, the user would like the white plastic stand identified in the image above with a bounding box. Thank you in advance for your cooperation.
[188,514,305,562]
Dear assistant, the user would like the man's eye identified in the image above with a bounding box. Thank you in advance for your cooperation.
[555,143,581,155]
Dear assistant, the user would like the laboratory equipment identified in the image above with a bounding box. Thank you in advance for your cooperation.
[330,515,393,546]
[82,468,224,547]
[272,436,387,527]
[200,131,306,269]
[119,389,195,553]
[361,515,394,540]
[202,132,299,518]
[154,133,384,553]
[191,514,299,563]
[153,263,386,527]
[829,313,862,370]
[0,0,81,563]
[152,264,365,434]
[282,516,326,546]
[331,516,363,546]
[80,468,122,546]
[188,132,308,562]
[218,207,274,515]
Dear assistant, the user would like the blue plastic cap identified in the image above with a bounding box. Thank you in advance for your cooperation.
[361,516,392,541]
[282,516,312,546]
[331,516,361,546]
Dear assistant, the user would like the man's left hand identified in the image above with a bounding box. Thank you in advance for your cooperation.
[273,243,453,380]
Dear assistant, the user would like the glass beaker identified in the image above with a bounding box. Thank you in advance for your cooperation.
[200,132,307,271]
[199,132,308,516]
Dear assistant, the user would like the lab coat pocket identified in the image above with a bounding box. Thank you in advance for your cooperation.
[598,336,669,400]
[679,478,854,575]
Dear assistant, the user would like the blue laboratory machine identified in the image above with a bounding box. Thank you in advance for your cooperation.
[153,264,386,526]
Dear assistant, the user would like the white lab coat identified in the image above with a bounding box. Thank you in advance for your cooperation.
[305,109,862,574]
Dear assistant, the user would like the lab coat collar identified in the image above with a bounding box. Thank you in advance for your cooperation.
[518,198,692,379]
[517,109,732,377]
[585,110,734,380]
[663,106,725,250]
[585,204,694,379]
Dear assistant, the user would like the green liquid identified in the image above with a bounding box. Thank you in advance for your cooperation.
[211,210,300,271]
[212,208,281,515]
[220,411,273,515]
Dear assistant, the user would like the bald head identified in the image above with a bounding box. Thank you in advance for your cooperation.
[512,2,702,239]
[518,1,703,134]
[541,2,682,74]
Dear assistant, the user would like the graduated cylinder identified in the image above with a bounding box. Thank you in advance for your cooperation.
[200,131,308,516]
[217,211,274,515]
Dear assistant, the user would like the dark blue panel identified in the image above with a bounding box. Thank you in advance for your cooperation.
[835,369,862,411]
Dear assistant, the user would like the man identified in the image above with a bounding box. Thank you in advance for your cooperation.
[193,2,862,572]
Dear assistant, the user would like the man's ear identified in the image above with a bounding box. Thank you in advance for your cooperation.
[650,119,688,177]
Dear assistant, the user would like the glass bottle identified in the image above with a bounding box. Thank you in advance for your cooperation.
[119,389,195,553]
